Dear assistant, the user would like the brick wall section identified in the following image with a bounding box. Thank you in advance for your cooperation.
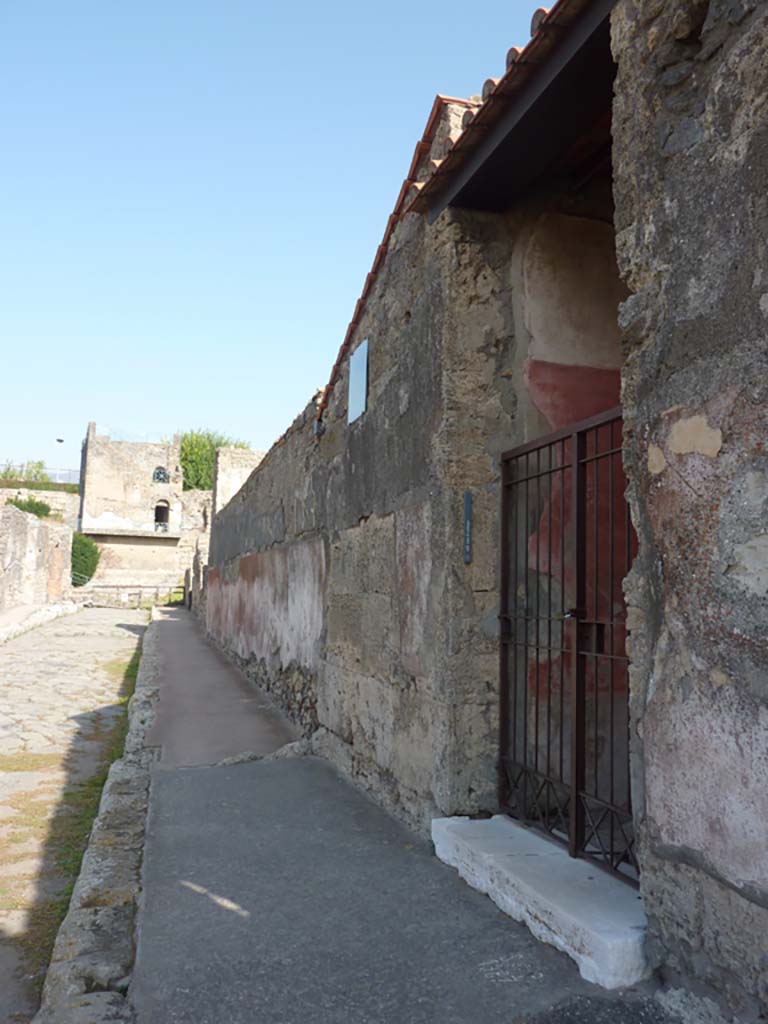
[0,505,72,612]
[612,0,768,1012]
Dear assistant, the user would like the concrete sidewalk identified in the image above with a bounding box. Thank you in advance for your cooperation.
[130,611,678,1024]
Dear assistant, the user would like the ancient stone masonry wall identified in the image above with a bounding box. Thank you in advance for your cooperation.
[208,185,527,826]
[612,0,768,1012]
[208,206,455,826]
[207,131,629,830]
[212,447,264,514]
[0,505,72,613]
[0,487,80,529]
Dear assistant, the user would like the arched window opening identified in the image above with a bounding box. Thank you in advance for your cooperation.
[154,501,170,532]
[153,466,169,483]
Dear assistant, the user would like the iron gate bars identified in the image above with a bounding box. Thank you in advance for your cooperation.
[498,407,639,883]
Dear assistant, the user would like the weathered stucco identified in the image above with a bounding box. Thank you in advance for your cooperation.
[612,0,768,1011]
[212,446,265,515]
[207,539,326,727]
[0,504,72,612]
[0,487,80,529]
[206,96,628,831]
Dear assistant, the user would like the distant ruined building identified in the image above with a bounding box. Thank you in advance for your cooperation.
[78,423,262,604]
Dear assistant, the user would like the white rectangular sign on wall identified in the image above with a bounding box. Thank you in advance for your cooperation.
[348,339,368,423]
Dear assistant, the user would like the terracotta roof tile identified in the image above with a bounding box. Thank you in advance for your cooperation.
[530,7,552,34]
[482,77,501,100]
[410,0,596,216]
[315,0,591,424]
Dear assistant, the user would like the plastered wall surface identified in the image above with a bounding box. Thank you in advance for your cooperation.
[212,447,264,514]
[90,536,181,586]
[0,505,72,612]
[612,0,768,1011]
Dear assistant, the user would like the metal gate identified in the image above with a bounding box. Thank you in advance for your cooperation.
[498,407,639,882]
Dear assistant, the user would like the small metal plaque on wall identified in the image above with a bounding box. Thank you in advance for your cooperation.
[463,490,473,564]
[348,339,369,423]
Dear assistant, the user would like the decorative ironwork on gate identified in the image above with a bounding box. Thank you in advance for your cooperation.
[499,407,639,883]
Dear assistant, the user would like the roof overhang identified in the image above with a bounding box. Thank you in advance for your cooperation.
[418,0,618,222]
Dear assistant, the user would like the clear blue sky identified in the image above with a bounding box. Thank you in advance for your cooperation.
[0,2,532,471]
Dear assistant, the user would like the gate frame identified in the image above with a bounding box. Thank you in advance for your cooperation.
[498,405,638,883]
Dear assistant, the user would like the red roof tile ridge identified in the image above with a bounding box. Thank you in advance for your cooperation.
[408,0,584,214]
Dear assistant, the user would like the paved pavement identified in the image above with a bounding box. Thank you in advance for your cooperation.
[0,607,146,1023]
[131,610,680,1024]
[145,608,294,768]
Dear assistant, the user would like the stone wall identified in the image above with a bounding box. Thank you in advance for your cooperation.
[212,447,264,515]
[0,488,80,529]
[207,201,455,827]
[90,535,183,588]
[612,0,768,1012]
[0,505,72,613]
[176,489,211,571]
[206,98,629,830]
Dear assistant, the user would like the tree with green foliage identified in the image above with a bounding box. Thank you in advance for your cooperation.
[0,460,51,483]
[177,430,248,491]
[7,497,51,518]
[71,533,100,586]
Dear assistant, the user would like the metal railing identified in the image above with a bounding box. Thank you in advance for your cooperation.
[1,463,80,485]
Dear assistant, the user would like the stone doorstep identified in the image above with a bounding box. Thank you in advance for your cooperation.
[431,815,649,991]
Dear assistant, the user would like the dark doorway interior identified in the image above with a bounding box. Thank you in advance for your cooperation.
[154,502,170,532]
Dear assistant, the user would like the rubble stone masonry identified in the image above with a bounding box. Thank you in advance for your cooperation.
[0,504,72,612]
[612,0,768,1011]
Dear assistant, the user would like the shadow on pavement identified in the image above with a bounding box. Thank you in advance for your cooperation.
[0,628,145,1023]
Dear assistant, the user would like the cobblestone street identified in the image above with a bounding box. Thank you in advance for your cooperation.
[0,608,146,1023]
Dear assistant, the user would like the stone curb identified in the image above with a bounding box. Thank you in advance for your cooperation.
[32,610,161,1024]
[0,600,80,645]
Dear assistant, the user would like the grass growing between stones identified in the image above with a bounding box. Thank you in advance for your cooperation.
[0,754,63,774]
[4,642,143,1007]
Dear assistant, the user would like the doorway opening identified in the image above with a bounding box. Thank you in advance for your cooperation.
[499,407,638,882]
[154,501,170,533]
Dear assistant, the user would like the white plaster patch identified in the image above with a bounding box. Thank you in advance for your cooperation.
[759,293,768,318]
[726,534,768,596]
[431,816,649,989]
[523,213,626,369]
[647,443,667,475]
